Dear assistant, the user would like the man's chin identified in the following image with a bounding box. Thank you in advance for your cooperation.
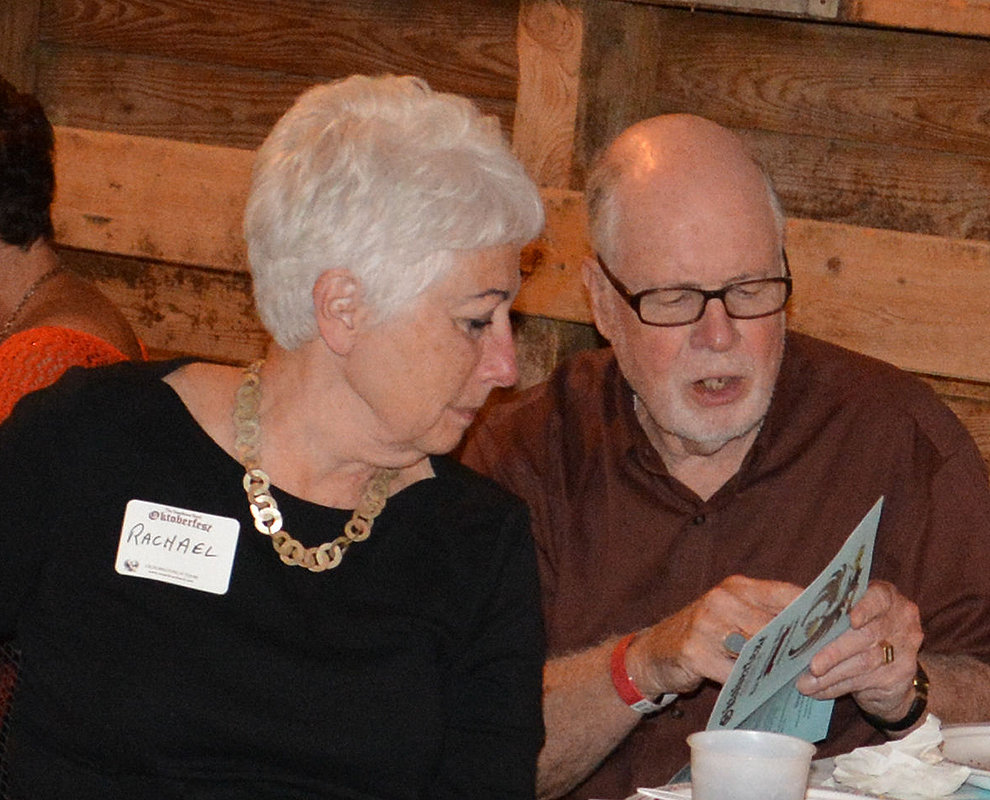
[680,436,737,457]
[670,414,765,457]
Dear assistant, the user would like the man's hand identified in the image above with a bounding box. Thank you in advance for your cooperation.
[627,575,803,698]
[795,580,923,724]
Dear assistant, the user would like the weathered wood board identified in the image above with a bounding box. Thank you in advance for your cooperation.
[39,0,521,97]
[0,0,42,92]
[578,3,990,241]
[620,0,990,37]
[50,127,990,388]
[514,0,584,189]
[62,248,267,365]
[35,0,521,147]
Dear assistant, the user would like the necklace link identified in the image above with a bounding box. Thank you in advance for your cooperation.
[233,360,396,572]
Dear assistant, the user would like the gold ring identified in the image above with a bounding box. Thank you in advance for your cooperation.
[880,641,895,665]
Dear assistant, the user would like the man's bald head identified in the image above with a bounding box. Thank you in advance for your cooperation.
[586,114,784,265]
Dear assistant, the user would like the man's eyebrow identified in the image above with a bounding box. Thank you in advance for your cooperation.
[663,271,776,290]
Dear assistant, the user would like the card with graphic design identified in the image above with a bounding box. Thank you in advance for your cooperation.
[707,496,882,741]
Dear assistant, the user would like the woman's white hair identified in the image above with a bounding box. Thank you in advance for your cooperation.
[244,74,545,350]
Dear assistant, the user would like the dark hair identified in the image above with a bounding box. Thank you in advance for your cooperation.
[0,77,55,248]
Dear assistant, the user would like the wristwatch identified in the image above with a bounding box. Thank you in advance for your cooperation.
[861,663,929,732]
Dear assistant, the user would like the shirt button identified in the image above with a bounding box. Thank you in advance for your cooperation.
[692,514,706,525]
[670,706,685,719]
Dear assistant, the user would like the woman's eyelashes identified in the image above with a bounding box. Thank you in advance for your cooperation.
[463,315,494,337]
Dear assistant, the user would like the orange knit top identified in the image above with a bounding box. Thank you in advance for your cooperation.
[0,325,140,423]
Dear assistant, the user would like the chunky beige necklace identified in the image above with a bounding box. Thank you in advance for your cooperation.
[233,360,397,572]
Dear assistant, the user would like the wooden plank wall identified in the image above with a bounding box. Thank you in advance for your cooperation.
[4,0,990,463]
[7,0,598,387]
[579,4,990,241]
[34,0,521,147]
[5,0,523,364]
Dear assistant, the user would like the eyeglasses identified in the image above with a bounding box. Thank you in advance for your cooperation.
[596,251,793,327]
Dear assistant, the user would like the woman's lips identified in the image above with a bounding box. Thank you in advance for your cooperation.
[450,406,480,424]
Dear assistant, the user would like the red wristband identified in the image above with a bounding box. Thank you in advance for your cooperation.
[610,633,669,714]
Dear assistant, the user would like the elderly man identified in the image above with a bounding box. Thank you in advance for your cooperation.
[461,114,990,800]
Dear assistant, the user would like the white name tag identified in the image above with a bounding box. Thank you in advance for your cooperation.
[115,499,240,595]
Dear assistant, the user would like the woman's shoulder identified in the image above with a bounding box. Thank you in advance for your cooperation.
[408,457,535,580]
[53,356,192,395]
[428,455,529,515]
[6,356,194,431]
[0,325,126,361]
[0,326,133,422]
[25,270,144,360]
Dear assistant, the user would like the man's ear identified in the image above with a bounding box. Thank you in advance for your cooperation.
[312,269,368,355]
[581,255,614,343]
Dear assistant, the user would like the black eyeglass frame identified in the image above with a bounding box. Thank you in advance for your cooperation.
[595,250,793,327]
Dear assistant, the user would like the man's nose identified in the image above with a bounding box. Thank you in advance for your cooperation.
[690,297,739,352]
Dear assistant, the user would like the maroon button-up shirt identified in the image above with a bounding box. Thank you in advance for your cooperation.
[463,332,990,800]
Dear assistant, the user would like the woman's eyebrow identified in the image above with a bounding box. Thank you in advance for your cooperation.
[468,288,511,301]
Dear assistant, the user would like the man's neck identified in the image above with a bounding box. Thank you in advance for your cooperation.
[634,398,760,501]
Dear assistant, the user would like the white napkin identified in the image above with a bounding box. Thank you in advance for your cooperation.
[830,714,970,799]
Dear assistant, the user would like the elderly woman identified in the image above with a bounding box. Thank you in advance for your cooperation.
[0,75,546,799]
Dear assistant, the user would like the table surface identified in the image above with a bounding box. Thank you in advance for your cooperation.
[621,758,990,799]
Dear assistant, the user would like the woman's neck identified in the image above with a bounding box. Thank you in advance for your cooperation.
[165,348,432,509]
[251,348,434,503]
[0,239,59,322]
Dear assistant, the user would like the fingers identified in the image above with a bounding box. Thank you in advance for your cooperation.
[807,581,921,677]
[847,579,897,629]
[691,576,804,669]
[632,576,804,695]
[797,628,914,696]
[719,575,804,617]
[796,580,923,719]
[636,575,924,727]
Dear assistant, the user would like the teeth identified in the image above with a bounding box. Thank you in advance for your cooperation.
[700,377,729,390]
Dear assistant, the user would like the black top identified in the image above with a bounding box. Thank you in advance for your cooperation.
[0,360,545,800]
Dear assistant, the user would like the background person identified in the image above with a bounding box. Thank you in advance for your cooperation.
[0,74,546,800]
[0,72,145,755]
[462,113,990,800]
[0,75,143,422]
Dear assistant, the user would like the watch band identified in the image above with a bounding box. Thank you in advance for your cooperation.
[610,633,677,714]
[861,663,929,732]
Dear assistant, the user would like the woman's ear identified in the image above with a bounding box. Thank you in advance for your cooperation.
[312,269,368,355]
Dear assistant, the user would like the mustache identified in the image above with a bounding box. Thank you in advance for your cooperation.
[682,360,755,380]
